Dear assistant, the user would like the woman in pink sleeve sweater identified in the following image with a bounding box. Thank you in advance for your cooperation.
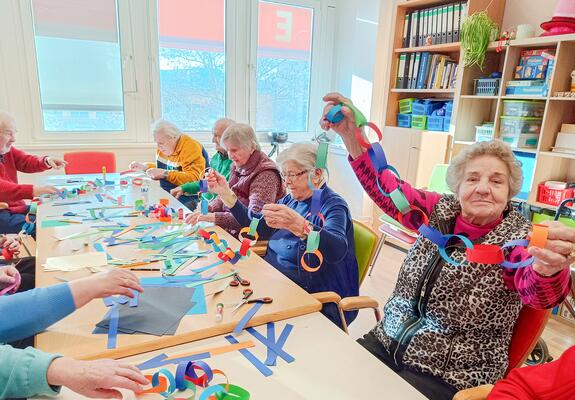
[320,93,574,400]
[0,111,66,235]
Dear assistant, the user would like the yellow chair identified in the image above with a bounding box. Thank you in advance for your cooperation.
[313,219,382,332]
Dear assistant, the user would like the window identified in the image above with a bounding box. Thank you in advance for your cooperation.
[157,0,226,132]
[30,0,125,132]
[256,1,314,132]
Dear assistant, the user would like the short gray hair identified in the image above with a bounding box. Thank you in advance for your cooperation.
[276,142,328,185]
[213,118,235,134]
[151,119,182,139]
[446,140,523,199]
[0,111,15,131]
[221,123,261,152]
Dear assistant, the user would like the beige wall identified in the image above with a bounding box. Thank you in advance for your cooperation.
[502,0,558,36]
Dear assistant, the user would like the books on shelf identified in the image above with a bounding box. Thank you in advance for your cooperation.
[396,52,458,90]
[401,1,467,48]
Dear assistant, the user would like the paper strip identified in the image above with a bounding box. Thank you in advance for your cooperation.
[232,302,264,334]
[224,334,273,377]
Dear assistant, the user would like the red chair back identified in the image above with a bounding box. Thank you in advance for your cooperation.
[506,305,550,374]
[64,152,117,175]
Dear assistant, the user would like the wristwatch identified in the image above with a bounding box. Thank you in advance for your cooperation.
[301,220,313,238]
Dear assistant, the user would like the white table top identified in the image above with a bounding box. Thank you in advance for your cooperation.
[36,312,425,400]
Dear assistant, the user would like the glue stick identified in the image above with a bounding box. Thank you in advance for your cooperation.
[215,303,224,322]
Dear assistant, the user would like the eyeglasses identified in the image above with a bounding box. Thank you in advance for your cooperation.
[280,170,308,181]
[0,129,16,138]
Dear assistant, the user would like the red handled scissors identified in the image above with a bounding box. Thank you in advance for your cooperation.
[231,288,273,314]
[229,272,250,287]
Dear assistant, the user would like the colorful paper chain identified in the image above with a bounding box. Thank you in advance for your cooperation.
[299,141,329,272]
[20,201,38,236]
[197,217,261,265]
[139,360,250,400]
[325,103,548,268]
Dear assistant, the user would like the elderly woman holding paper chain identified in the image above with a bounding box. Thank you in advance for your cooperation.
[0,269,148,399]
[320,92,574,400]
[206,142,359,326]
[185,123,285,237]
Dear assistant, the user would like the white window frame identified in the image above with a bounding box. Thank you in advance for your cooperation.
[5,0,334,145]
[18,0,140,143]
[249,0,328,143]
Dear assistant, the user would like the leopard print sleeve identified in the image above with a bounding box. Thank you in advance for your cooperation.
[503,247,572,309]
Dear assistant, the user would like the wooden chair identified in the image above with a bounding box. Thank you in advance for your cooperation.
[63,151,116,175]
[312,219,382,332]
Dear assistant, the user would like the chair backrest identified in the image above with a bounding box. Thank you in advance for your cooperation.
[64,152,117,175]
[352,219,379,286]
[428,164,452,194]
[506,305,551,374]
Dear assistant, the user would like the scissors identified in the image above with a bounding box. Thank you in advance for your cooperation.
[231,288,273,314]
[229,272,250,287]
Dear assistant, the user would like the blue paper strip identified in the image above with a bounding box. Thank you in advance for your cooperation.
[224,334,273,377]
[368,142,388,173]
[95,194,104,202]
[187,285,207,315]
[246,323,295,366]
[136,352,211,371]
[232,302,264,334]
[107,304,119,349]
[310,189,322,216]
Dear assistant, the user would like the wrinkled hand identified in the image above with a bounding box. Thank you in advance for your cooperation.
[33,185,59,197]
[46,157,68,170]
[529,220,575,276]
[0,265,20,292]
[170,186,184,199]
[46,358,149,399]
[206,169,231,197]
[146,168,166,180]
[185,211,215,225]
[129,161,147,172]
[69,269,144,309]
[262,204,306,236]
[0,236,21,258]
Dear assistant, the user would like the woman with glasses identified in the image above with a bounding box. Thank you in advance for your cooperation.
[206,142,359,326]
[185,123,285,237]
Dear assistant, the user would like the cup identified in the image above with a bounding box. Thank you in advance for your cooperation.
[516,24,535,39]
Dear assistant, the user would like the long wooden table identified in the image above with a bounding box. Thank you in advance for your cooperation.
[34,174,321,360]
[36,313,427,400]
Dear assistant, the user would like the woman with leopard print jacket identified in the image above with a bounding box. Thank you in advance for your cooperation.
[320,93,574,400]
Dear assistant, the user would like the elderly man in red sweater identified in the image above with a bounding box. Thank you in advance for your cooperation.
[0,111,66,234]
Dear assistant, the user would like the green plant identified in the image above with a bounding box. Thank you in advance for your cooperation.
[461,11,499,70]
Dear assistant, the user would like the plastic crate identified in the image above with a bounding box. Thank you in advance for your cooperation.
[473,78,501,96]
[501,133,539,148]
[397,113,412,128]
[411,115,427,129]
[502,100,545,117]
[500,116,543,135]
[427,115,444,131]
[537,184,575,206]
[398,98,415,114]
[475,124,494,142]
[412,100,445,116]
[445,101,453,118]
[443,116,451,132]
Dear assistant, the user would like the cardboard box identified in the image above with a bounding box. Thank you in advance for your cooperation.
[505,85,548,96]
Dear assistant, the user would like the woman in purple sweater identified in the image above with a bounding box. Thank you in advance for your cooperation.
[320,93,574,400]
[185,123,285,238]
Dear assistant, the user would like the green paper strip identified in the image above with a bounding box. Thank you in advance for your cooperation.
[344,102,368,128]
[248,218,260,237]
[42,220,74,228]
[186,272,235,288]
[306,231,320,252]
[29,202,38,214]
[315,142,329,169]
[390,188,411,215]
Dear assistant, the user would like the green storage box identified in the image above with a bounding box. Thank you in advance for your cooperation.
[411,115,427,130]
[532,211,575,228]
[398,98,415,114]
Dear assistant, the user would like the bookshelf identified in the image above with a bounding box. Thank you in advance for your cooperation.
[453,33,575,205]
